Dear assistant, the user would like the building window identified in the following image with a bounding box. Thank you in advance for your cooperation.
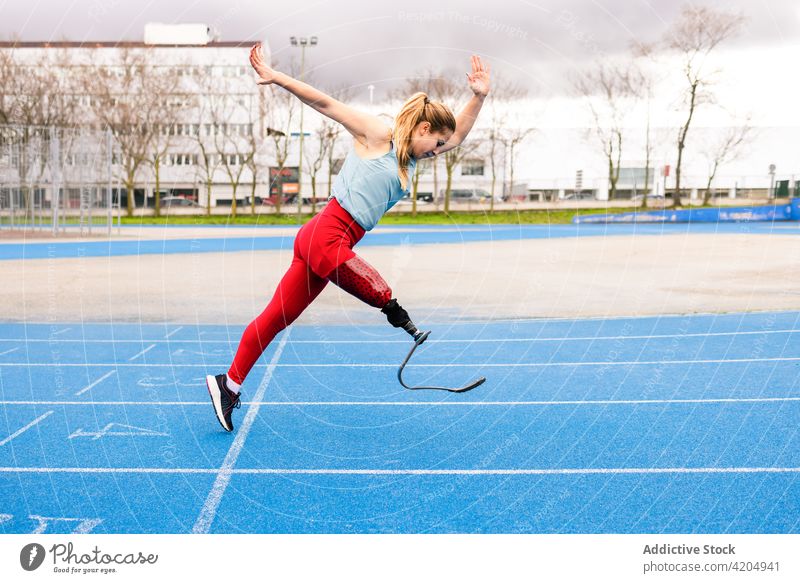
[617,167,653,187]
[416,159,433,175]
[331,158,345,175]
[166,154,196,166]
[461,159,484,176]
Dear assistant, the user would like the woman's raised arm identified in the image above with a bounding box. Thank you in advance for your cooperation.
[249,43,389,147]
[436,55,491,156]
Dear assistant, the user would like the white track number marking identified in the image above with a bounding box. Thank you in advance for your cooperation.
[68,423,169,440]
[30,515,103,534]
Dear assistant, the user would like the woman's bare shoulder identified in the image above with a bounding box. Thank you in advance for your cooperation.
[352,129,393,160]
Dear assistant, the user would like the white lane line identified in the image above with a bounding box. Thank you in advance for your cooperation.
[17,311,797,328]
[5,356,800,368]
[51,328,71,336]
[0,347,19,356]
[127,344,156,362]
[164,326,184,339]
[1,466,799,476]
[192,330,290,534]
[423,310,800,324]
[0,411,54,446]
[4,328,800,344]
[2,397,800,407]
[272,357,800,367]
[257,329,800,343]
[74,370,117,396]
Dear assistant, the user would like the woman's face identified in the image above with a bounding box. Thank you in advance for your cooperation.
[411,122,454,159]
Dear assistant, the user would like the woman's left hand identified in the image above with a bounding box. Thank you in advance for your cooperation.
[466,55,491,97]
[249,43,278,85]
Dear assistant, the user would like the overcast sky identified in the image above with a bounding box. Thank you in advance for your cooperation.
[2,0,799,100]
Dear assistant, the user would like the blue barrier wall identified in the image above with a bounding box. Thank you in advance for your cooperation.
[573,198,800,224]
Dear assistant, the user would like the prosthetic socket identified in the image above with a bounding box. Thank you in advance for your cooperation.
[381,299,423,340]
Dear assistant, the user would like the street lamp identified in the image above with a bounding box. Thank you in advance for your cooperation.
[768,164,776,199]
[290,35,318,215]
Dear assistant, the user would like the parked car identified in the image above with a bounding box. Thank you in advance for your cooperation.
[216,197,251,207]
[395,195,432,206]
[261,194,296,206]
[301,196,329,206]
[562,191,596,201]
[160,196,204,208]
[439,188,492,202]
[631,193,666,203]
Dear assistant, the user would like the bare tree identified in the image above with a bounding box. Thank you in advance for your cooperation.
[483,75,528,211]
[485,125,503,209]
[665,4,745,208]
[304,119,334,214]
[195,141,219,216]
[324,118,344,204]
[501,123,534,203]
[245,123,259,215]
[190,88,221,216]
[208,94,255,218]
[629,43,660,208]
[443,138,482,213]
[87,47,154,216]
[575,60,639,201]
[0,46,12,124]
[144,71,181,217]
[245,89,269,215]
[395,68,465,209]
[701,120,752,205]
[1,43,79,215]
[1,44,76,128]
[317,85,353,214]
[409,158,430,217]
[191,73,227,216]
[265,79,299,215]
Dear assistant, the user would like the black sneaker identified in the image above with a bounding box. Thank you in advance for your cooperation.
[205,374,241,432]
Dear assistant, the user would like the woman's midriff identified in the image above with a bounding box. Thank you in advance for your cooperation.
[294,197,367,279]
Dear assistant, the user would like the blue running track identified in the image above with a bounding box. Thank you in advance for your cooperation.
[2,221,799,260]
[0,311,799,533]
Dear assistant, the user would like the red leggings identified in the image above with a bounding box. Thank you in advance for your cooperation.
[227,199,392,385]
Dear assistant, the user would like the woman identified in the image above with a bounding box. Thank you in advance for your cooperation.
[206,44,491,432]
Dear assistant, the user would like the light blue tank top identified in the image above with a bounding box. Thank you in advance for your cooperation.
[331,141,417,231]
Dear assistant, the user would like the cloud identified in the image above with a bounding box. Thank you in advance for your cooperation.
[2,0,797,100]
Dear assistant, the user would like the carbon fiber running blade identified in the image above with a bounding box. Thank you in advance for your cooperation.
[397,330,486,393]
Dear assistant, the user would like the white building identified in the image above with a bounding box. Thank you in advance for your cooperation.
[2,27,797,212]
[0,26,497,211]
[2,26,268,211]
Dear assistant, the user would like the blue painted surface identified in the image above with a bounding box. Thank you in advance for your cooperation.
[573,199,800,224]
[0,312,799,533]
[2,220,799,261]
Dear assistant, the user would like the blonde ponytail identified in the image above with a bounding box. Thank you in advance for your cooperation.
[393,92,456,190]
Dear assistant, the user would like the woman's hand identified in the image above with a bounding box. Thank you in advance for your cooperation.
[249,43,277,85]
[466,55,491,97]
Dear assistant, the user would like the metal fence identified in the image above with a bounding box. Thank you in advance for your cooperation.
[0,125,121,236]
